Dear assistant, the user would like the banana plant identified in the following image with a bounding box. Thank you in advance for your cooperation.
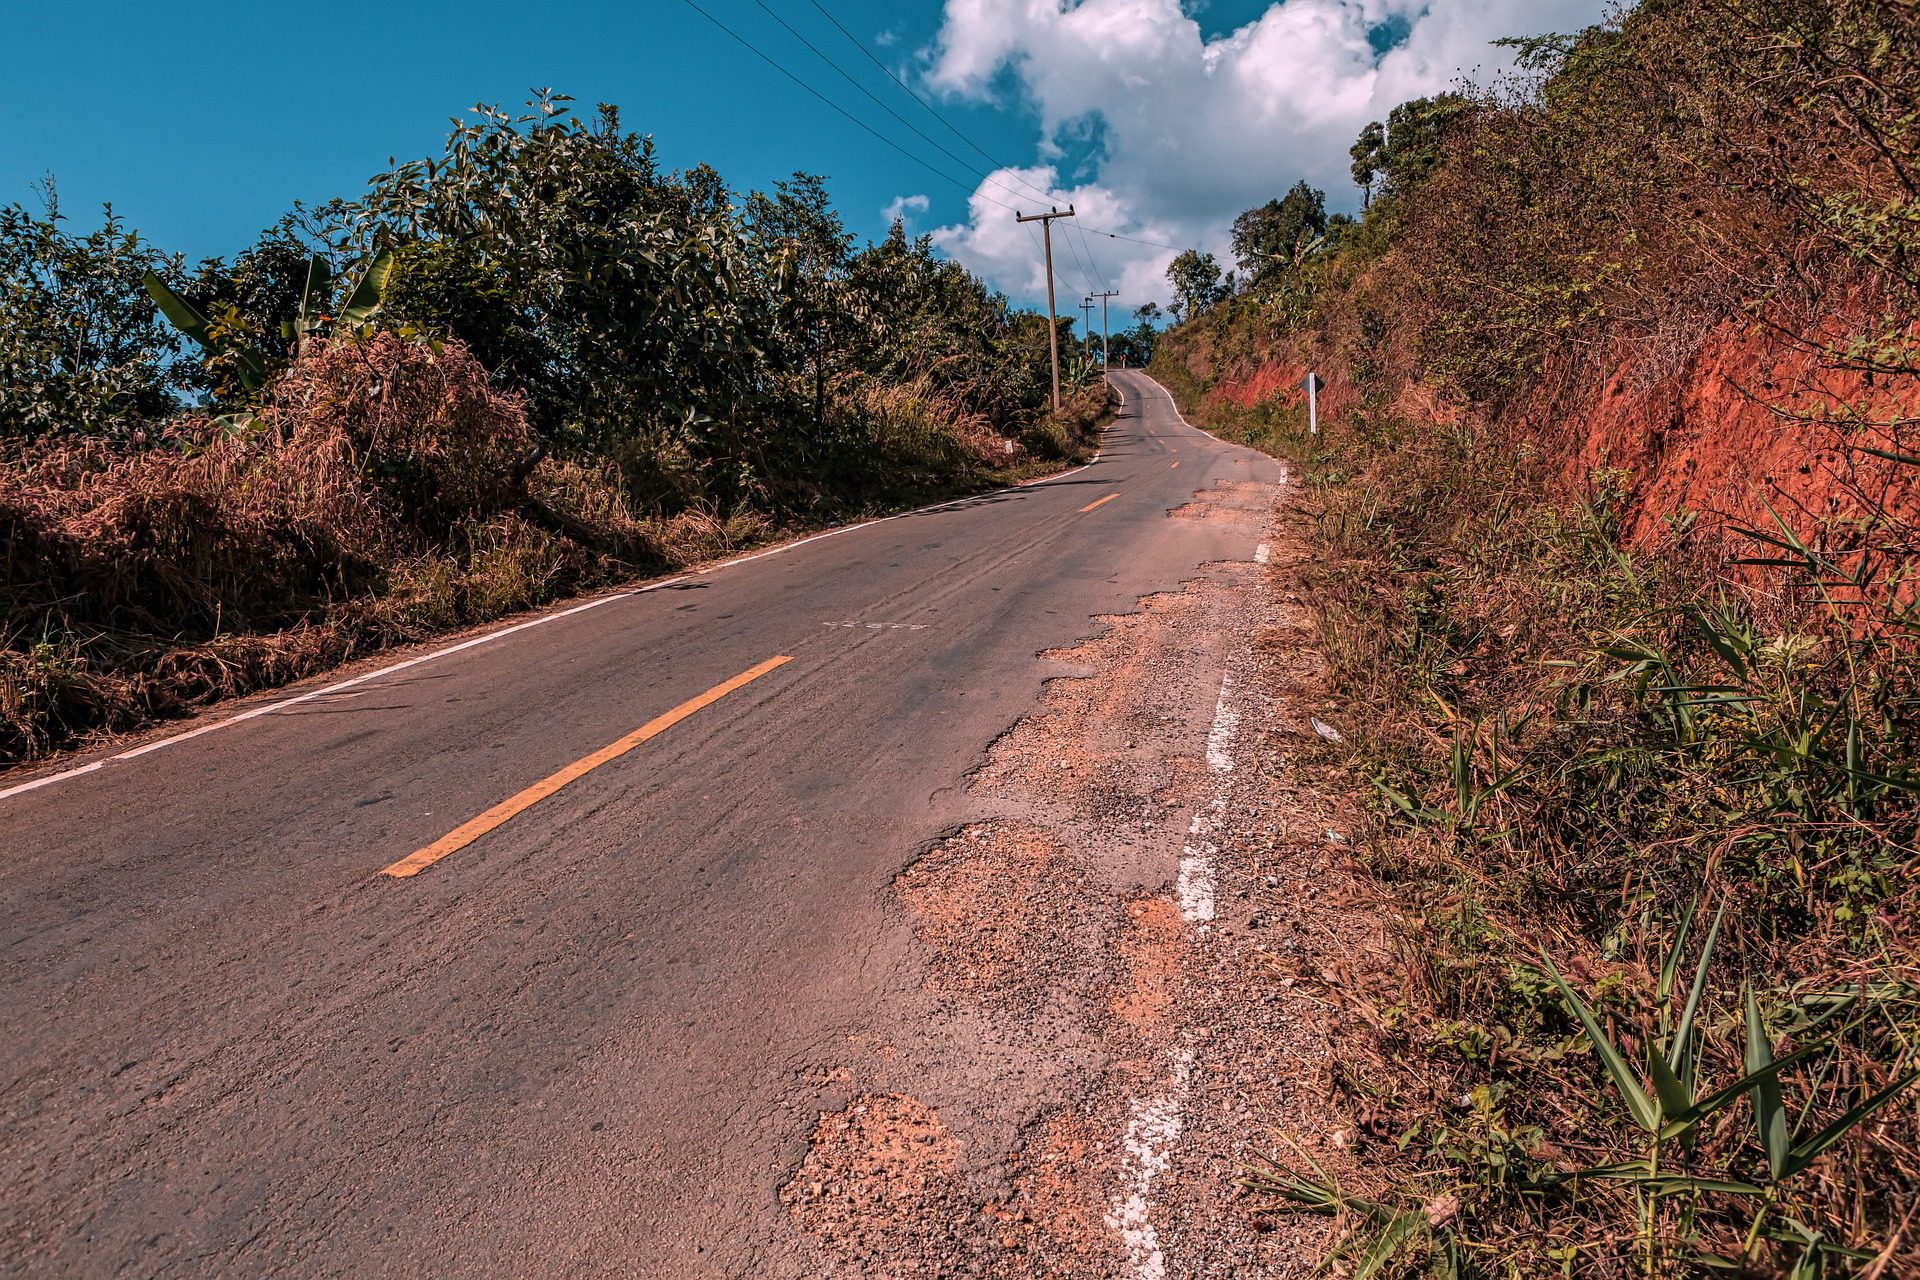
[142,247,393,390]
[141,272,271,391]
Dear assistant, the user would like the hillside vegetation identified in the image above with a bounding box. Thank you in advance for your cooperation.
[0,96,1107,764]
[1153,1,1920,1274]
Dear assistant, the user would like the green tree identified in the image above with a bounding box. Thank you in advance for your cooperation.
[350,93,778,501]
[1107,303,1160,367]
[0,184,183,439]
[1231,180,1329,285]
[1166,250,1227,320]
[1350,120,1386,207]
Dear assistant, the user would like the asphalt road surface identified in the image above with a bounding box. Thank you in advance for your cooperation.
[1,370,1284,1277]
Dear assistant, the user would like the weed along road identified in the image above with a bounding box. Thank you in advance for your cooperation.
[0,371,1285,1277]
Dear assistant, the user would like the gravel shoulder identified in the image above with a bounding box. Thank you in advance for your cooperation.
[780,473,1398,1277]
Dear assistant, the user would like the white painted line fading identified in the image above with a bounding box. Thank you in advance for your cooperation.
[1107,1047,1193,1280]
[1,446,1111,805]
[1204,673,1239,775]
[1178,667,1240,926]
[1176,808,1217,926]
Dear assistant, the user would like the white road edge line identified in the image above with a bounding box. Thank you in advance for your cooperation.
[1105,373,1282,1275]
[1135,370,1292,490]
[1115,655,1244,1275]
[1107,1046,1193,1280]
[1,437,1114,804]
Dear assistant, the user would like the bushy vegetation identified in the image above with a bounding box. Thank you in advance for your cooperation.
[1156,1,1920,1273]
[0,93,1106,763]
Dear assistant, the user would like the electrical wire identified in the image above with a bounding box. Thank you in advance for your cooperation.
[676,0,1016,212]
[801,0,1190,256]
[683,0,1200,278]
[801,0,1068,209]
[746,0,1051,215]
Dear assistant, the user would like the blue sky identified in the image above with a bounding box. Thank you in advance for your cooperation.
[3,0,1606,309]
[4,0,1215,261]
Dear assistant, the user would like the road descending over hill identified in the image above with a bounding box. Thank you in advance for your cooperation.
[0,370,1285,1277]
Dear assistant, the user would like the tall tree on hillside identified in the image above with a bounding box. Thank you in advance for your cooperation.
[1166,250,1226,320]
[1231,181,1328,285]
[1350,121,1385,208]
[1350,94,1475,211]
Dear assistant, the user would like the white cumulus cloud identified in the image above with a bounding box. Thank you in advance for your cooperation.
[921,0,1611,309]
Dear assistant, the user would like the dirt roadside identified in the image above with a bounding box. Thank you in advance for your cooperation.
[779,476,1401,1277]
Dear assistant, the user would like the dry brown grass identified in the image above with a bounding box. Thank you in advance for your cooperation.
[0,336,649,763]
[2,339,1112,767]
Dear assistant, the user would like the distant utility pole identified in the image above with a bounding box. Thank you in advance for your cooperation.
[1015,205,1075,411]
[1091,290,1119,376]
[1079,297,1095,368]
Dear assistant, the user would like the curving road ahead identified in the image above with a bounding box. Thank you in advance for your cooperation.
[0,371,1284,1277]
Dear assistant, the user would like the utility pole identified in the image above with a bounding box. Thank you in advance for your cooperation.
[1091,290,1119,375]
[1015,205,1074,411]
[1079,297,1095,373]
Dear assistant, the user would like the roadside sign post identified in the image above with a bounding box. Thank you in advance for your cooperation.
[1302,372,1320,436]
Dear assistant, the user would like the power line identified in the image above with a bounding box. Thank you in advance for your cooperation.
[677,0,1016,212]
[1068,220,1110,292]
[685,0,1200,262]
[1060,218,1100,295]
[746,0,1047,214]
[801,0,1067,209]
[800,0,1193,256]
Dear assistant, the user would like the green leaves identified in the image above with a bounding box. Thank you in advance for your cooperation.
[1747,987,1791,1177]
[1540,947,1661,1131]
[337,248,393,330]
[142,269,269,390]
[145,246,394,393]
[1541,921,1917,1209]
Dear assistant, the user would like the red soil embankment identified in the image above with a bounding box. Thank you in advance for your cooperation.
[1553,320,1919,547]
[1207,359,1307,411]
[1200,314,1917,553]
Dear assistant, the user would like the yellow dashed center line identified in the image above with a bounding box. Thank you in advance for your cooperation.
[379,654,793,879]
[1170,461,1180,469]
[1079,492,1122,513]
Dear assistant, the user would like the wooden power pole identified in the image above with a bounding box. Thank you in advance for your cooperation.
[1015,205,1074,411]
[1090,290,1118,375]
[1079,297,1095,372]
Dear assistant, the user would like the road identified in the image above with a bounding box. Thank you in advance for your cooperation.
[0,370,1284,1277]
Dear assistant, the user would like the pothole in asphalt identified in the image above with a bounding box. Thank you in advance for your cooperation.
[782,1092,963,1274]
[892,822,1105,1014]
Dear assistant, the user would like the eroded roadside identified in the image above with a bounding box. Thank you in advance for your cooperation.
[779,476,1399,1277]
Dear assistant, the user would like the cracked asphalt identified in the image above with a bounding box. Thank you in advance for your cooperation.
[0,371,1285,1277]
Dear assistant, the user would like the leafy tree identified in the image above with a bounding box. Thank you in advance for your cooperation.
[1107,304,1160,367]
[174,216,329,401]
[1231,180,1329,285]
[747,172,854,434]
[349,93,780,497]
[1166,250,1227,320]
[0,184,183,438]
[1350,120,1386,208]
[1350,94,1474,212]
